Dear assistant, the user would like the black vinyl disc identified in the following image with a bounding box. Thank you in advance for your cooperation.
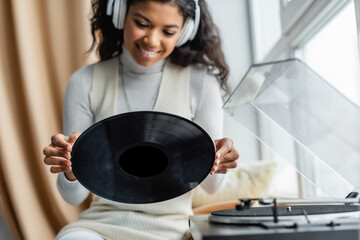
[71,111,215,203]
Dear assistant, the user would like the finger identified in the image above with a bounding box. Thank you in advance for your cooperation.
[210,163,232,175]
[213,151,238,168]
[210,163,220,174]
[210,166,228,174]
[214,169,228,174]
[44,156,71,167]
[51,134,72,152]
[210,165,217,174]
[218,149,240,164]
[217,160,238,170]
[43,146,71,159]
[50,165,72,174]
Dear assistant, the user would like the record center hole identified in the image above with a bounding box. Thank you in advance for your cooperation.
[119,146,168,177]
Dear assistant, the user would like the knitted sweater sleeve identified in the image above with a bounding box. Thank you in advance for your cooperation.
[57,65,95,205]
[190,67,228,195]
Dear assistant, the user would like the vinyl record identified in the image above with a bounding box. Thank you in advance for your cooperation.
[71,111,215,203]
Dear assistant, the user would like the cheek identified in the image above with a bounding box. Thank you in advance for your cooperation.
[124,25,143,44]
[129,30,143,41]
[163,38,178,52]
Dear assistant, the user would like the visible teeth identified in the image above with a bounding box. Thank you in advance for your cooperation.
[140,47,157,56]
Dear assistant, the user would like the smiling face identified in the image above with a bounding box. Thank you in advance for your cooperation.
[123,0,184,66]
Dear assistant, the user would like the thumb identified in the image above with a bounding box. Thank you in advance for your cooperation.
[68,131,81,147]
[214,138,224,149]
[214,138,233,158]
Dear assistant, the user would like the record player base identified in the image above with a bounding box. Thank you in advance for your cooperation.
[189,215,360,240]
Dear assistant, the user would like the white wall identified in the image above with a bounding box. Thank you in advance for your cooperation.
[207,0,253,89]
[207,0,260,161]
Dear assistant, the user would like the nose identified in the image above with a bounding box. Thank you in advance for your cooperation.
[143,30,160,47]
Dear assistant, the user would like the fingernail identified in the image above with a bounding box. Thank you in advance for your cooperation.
[217,153,221,159]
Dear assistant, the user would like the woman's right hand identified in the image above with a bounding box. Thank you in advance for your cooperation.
[43,131,81,181]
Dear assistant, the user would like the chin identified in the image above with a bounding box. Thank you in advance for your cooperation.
[134,57,162,67]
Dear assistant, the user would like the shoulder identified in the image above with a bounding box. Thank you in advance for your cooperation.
[190,64,218,81]
[66,57,119,97]
[189,64,220,90]
[190,63,208,75]
[64,63,99,102]
[67,63,95,88]
[188,64,223,116]
[68,57,118,85]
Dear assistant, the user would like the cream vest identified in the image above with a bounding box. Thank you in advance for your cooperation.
[90,57,192,122]
[57,57,194,240]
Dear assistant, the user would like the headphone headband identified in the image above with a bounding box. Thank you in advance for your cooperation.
[106,0,201,46]
[190,0,200,40]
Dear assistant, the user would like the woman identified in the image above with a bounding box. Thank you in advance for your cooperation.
[43,0,239,239]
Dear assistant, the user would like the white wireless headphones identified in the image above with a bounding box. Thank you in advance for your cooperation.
[106,0,201,47]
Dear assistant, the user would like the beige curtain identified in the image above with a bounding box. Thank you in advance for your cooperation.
[0,0,98,239]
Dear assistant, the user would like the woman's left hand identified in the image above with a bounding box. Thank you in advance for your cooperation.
[210,138,239,174]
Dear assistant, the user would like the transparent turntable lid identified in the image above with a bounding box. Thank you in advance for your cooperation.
[223,59,360,198]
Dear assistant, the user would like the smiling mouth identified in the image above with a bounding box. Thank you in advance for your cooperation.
[136,44,161,58]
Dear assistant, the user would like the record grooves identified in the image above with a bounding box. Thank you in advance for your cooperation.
[71,111,215,203]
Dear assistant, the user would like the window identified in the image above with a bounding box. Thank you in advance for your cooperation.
[295,1,360,105]
[249,0,360,198]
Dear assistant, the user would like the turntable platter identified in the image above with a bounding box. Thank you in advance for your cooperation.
[210,205,360,224]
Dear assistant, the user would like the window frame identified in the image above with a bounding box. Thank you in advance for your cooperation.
[355,0,360,57]
[260,0,349,62]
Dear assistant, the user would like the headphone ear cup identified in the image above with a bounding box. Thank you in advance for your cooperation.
[176,18,194,47]
[118,0,127,29]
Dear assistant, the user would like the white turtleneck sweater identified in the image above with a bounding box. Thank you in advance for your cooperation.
[56,46,226,239]
[58,46,226,205]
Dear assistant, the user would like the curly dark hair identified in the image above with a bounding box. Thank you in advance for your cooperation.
[88,0,230,94]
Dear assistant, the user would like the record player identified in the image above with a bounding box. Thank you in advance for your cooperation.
[189,59,360,239]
